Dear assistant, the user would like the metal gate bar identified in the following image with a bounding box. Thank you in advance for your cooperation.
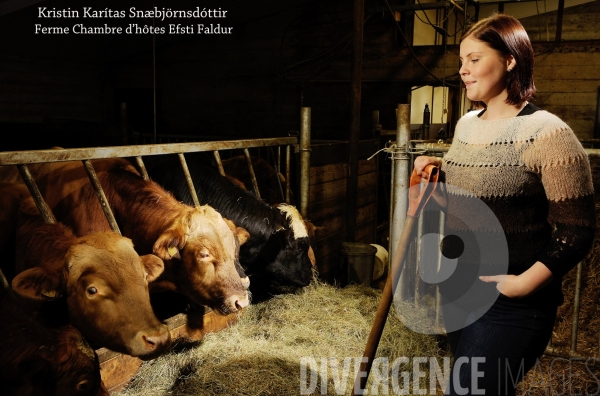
[0,137,298,165]
[17,164,56,224]
[0,136,300,244]
[82,160,121,235]
[242,148,261,199]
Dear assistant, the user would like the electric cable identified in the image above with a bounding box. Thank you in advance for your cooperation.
[384,0,459,88]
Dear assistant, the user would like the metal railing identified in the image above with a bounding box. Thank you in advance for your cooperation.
[0,136,305,236]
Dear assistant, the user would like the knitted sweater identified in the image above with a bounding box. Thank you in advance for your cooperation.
[441,109,595,305]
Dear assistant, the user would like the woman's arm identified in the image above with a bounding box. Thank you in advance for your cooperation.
[482,121,596,298]
[480,262,553,298]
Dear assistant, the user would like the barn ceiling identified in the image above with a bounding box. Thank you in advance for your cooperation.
[0,0,320,64]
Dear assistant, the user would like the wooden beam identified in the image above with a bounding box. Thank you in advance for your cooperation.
[347,0,365,243]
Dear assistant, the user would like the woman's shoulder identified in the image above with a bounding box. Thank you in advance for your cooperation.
[454,109,482,133]
[521,110,587,166]
[458,109,482,122]
[529,109,570,127]
[525,110,577,141]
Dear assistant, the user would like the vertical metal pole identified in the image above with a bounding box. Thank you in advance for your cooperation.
[390,104,411,298]
[571,261,583,353]
[243,148,261,200]
[414,214,424,307]
[178,153,201,208]
[275,146,285,203]
[286,145,292,204]
[555,0,565,42]
[213,151,226,176]
[388,157,395,255]
[277,147,281,173]
[82,160,121,235]
[134,156,149,181]
[270,147,285,204]
[0,268,11,293]
[347,0,364,243]
[372,110,380,246]
[372,110,380,136]
[299,107,311,218]
[435,211,445,331]
[17,164,56,224]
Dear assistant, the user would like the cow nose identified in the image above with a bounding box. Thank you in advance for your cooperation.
[235,295,249,310]
[240,276,250,289]
[143,333,168,350]
[139,326,172,358]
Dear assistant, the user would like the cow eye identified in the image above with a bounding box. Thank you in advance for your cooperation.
[87,287,98,295]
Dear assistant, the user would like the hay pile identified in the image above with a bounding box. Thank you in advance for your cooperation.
[114,281,448,396]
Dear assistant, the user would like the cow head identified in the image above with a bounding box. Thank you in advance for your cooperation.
[0,284,107,396]
[153,205,251,315]
[47,326,109,396]
[13,233,172,360]
[256,204,315,289]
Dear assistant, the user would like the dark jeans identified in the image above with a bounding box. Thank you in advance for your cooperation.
[443,295,557,396]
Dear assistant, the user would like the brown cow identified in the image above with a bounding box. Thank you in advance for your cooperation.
[11,193,171,360]
[0,270,108,396]
[0,158,250,315]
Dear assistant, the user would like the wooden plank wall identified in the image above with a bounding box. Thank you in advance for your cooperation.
[307,139,379,283]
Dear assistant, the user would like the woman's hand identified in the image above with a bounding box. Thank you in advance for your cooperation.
[479,262,554,298]
[414,156,442,180]
[479,274,525,298]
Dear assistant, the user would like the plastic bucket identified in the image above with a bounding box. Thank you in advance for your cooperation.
[340,242,377,287]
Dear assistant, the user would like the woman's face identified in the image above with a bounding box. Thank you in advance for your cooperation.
[459,36,514,105]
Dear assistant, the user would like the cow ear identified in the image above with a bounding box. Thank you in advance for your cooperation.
[12,267,62,301]
[235,227,250,246]
[224,218,250,246]
[308,246,316,266]
[303,220,324,239]
[153,228,187,261]
[141,254,165,282]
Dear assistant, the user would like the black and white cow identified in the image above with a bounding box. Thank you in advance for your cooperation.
[146,156,315,300]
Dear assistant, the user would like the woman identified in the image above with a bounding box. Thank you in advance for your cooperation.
[414,13,595,395]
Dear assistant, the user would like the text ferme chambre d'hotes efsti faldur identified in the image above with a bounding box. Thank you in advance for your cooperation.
[35,7,233,35]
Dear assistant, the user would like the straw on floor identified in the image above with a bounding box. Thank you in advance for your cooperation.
[114,280,448,396]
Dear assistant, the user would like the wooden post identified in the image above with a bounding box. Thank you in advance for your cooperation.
[347,0,365,242]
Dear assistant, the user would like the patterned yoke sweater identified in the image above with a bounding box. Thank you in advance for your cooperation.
[441,109,596,306]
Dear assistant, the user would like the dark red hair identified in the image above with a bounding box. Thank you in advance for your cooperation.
[461,13,536,107]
